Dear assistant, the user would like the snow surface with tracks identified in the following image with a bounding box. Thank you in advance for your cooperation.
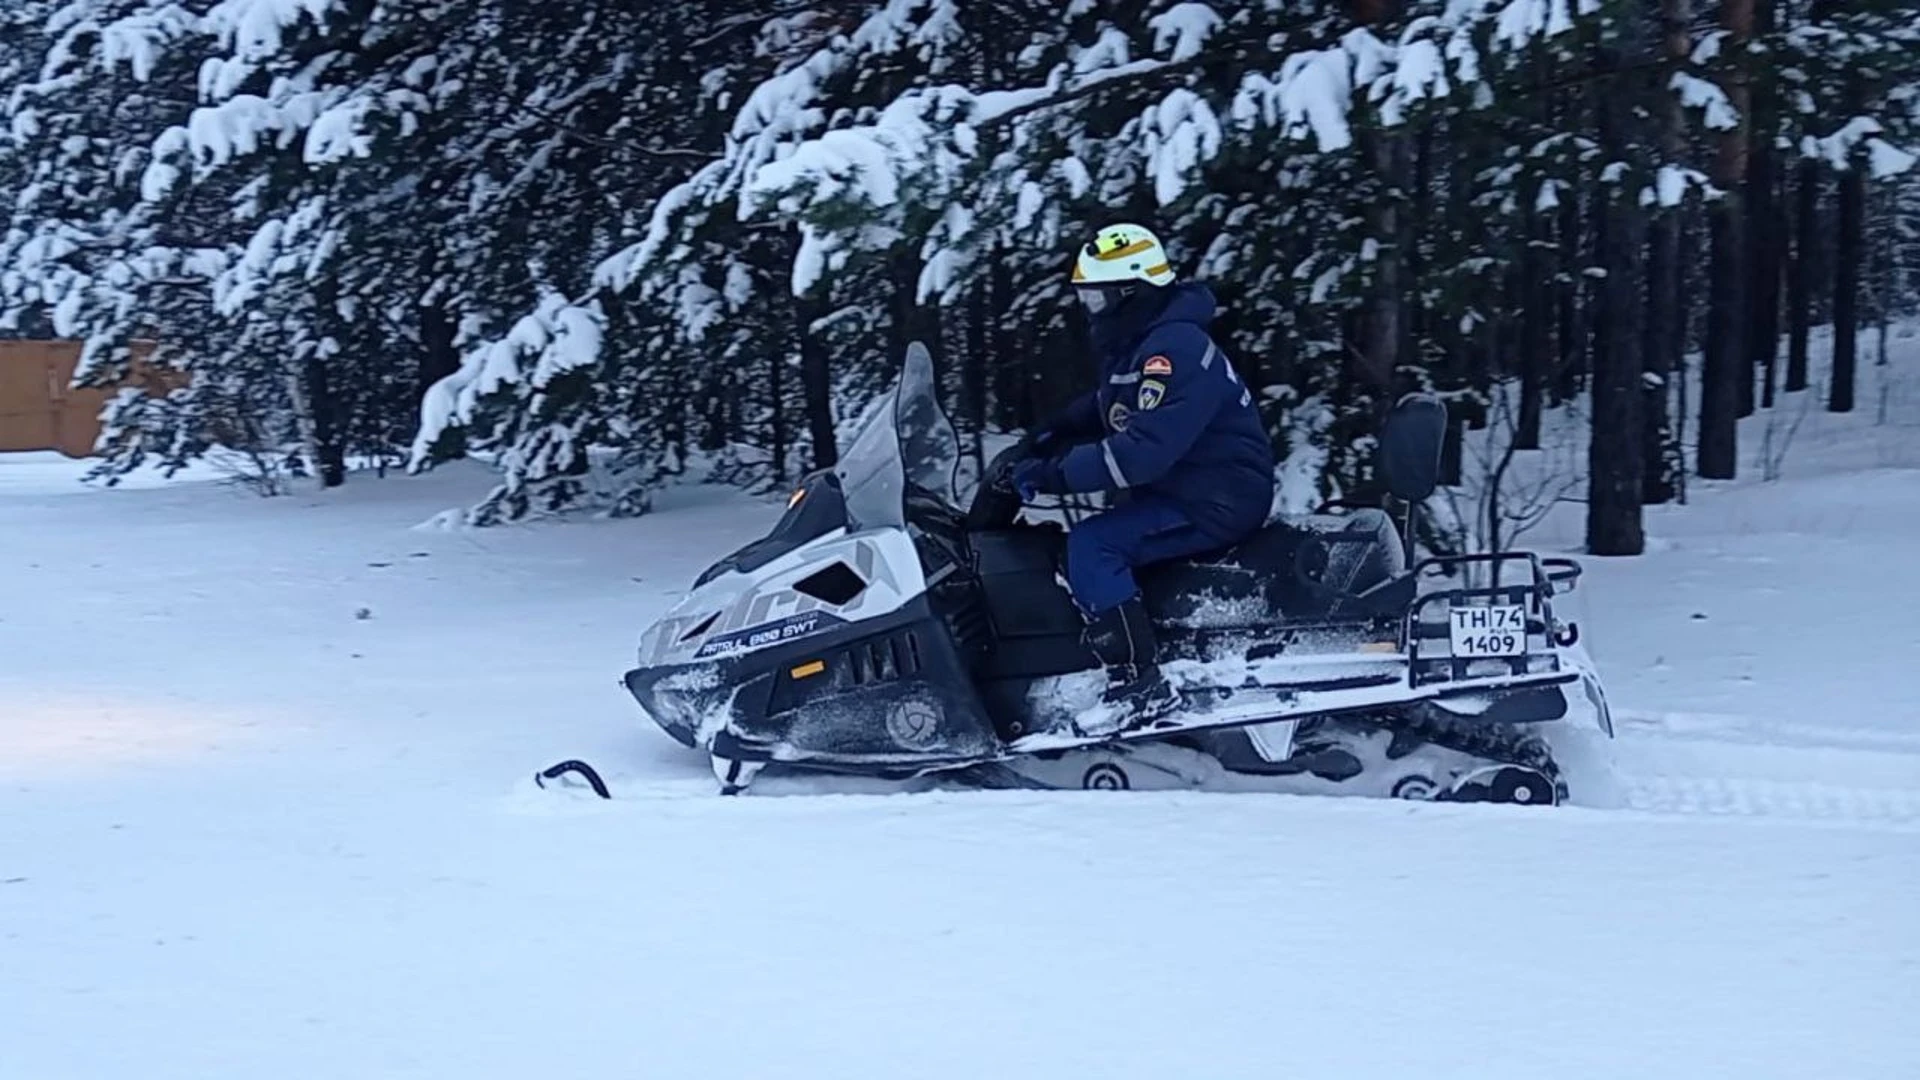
[4,348,1918,1079]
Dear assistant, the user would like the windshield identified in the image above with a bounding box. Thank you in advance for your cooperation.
[837,341,959,531]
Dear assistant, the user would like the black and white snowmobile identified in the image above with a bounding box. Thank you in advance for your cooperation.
[598,343,1612,802]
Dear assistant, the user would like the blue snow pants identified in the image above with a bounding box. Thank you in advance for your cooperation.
[1065,493,1234,615]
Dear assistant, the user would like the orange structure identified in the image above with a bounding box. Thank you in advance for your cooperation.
[0,340,178,457]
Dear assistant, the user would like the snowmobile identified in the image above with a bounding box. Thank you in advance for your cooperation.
[577,343,1611,802]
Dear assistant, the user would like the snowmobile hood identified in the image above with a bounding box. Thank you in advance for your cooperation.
[635,527,926,669]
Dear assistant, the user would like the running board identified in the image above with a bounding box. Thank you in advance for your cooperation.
[1008,670,1577,755]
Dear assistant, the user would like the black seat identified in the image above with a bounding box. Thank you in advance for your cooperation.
[1140,509,1406,627]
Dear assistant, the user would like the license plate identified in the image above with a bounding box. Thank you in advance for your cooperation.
[1448,604,1528,657]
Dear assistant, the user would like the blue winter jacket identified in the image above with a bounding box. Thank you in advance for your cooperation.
[1046,283,1276,540]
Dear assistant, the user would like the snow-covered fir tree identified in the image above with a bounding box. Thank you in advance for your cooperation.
[0,0,1914,547]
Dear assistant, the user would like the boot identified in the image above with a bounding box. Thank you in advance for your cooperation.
[1079,597,1182,735]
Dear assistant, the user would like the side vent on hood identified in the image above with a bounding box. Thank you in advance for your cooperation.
[850,630,921,685]
[793,562,867,607]
[678,611,720,642]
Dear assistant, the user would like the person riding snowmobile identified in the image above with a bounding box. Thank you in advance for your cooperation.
[1005,222,1276,730]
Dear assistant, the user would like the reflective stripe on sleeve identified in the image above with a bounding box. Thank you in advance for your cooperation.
[1102,441,1129,489]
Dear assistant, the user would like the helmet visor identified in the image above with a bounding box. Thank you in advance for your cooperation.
[1075,285,1133,316]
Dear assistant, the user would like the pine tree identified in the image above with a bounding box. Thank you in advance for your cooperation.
[1746,0,1782,412]
[3,0,1912,535]
[1587,0,1652,556]
[1832,153,1864,413]
[1643,0,1695,505]
[1698,0,1754,481]
[1787,158,1820,392]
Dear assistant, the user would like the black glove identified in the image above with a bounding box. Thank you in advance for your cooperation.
[1012,457,1066,501]
[986,437,1034,494]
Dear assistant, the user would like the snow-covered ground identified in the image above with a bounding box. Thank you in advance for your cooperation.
[4,346,1918,1079]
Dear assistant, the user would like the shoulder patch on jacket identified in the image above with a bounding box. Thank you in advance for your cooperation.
[1137,379,1167,411]
[1142,354,1173,376]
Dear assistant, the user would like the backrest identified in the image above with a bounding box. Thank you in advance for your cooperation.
[1139,509,1405,628]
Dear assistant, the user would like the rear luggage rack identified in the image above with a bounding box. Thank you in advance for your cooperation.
[1404,551,1581,688]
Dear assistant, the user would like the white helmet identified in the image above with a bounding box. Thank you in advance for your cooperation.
[1071,222,1176,296]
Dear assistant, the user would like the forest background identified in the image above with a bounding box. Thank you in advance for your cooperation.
[2,0,1915,555]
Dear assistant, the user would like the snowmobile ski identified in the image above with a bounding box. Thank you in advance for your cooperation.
[535,759,611,799]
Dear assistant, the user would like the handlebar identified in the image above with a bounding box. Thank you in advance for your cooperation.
[1540,557,1583,594]
[965,440,1031,531]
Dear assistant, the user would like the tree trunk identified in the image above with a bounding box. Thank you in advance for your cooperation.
[795,290,837,469]
[1746,0,1781,412]
[303,357,347,488]
[1643,0,1689,503]
[1830,157,1863,413]
[1871,184,1894,426]
[416,299,460,410]
[767,331,787,481]
[1352,0,1410,394]
[1554,172,1587,403]
[1357,131,1409,393]
[1548,78,1583,407]
[1440,408,1465,488]
[1876,313,1891,425]
[1588,181,1611,397]
[1438,335,1464,490]
[1875,277,1891,426]
[1405,122,1436,375]
[1669,207,1697,502]
[1758,237,1781,410]
[1588,78,1647,555]
[987,259,1027,431]
[1517,205,1547,451]
[1786,158,1818,391]
[886,249,941,375]
[699,380,725,452]
[1590,204,1649,554]
[1644,210,1682,504]
[962,282,989,467]
[1697,0,1752,479]
[1700,208,1745,479]
[723,355,743,448]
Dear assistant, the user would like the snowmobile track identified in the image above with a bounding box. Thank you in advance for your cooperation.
[1613,774,1920,829]
[1583,711,1920,831]
[528,710,1920,829]
[1614,709,1920,755]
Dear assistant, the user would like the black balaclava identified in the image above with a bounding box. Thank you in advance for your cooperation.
[1086,283,1174,359]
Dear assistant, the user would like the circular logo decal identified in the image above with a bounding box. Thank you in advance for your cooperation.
[886,700,943,750]
[1106,401,1132,432]
[1082,762,1130,790]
